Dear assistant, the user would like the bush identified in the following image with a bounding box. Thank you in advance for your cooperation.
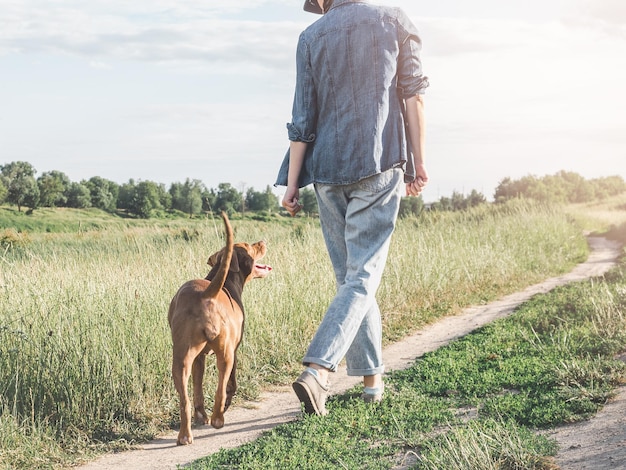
[0,228,31,250]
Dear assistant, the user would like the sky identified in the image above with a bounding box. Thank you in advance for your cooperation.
[1,0,625,202]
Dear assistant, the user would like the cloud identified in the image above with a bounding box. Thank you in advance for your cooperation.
[418,18,535,57]
[565,0,626,37]
[576,0,626,25]
[0,0,302,72]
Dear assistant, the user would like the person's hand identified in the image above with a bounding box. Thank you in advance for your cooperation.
[406,164,428,197]
[282,186,303,217]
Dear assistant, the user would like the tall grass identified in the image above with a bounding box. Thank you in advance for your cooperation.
[380,200,588,340]
[0,201,588,468]
[414,418,558,470]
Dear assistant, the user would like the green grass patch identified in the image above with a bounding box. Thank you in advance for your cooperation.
[192,393,452,470]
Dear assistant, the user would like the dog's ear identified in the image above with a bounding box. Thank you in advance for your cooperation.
[207,249,222,267]
[207,248,241,273]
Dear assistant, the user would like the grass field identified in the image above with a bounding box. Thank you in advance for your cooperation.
[0,197,623,469]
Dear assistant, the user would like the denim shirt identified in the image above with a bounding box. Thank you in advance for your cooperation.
[275,0,428,188]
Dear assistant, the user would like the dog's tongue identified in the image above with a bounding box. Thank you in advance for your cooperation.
[256,264,272,273]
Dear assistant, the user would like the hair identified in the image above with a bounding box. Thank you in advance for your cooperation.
[323,0,334,12]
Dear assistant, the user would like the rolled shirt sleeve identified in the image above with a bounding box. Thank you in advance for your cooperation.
[288,34,319,143]
[395,9,429,99]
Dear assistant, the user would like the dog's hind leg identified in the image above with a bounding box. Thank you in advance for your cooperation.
[192,353,210,425]
[172,345,204,445]
[210,347,235,429]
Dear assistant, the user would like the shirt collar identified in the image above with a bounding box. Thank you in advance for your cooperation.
[327,0,368,12]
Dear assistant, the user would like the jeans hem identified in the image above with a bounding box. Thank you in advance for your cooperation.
[347,366,385,377]
[302,357,337,373]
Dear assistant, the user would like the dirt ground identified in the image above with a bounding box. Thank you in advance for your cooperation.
[77,237,623,470]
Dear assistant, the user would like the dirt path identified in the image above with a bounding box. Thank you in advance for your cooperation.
[78,237,622,470]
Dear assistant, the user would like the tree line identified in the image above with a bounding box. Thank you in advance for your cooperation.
[399,171,625,217]
[0,161,294,219]
[493,171,625,204]
[1,161,623,219]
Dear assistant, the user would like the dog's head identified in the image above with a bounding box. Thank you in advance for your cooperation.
[208,241,271,283]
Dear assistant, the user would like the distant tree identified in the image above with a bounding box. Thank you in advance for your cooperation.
[570,180,595,203]
[128,181,162,218]
[450,191,466,211]
[169,182,183,210]
[495,172,625,204]
[592,175,626,199]
[432,196,452,211]
[0,178,7,204]
[1,161,39,212]
[0,161,35,181]
[532,174,567,203]
[429,190,485,212]
[246,185,279,213]
[466,189,487,208]
[38,170,71,207]
[214,183,243,216]
[245,187,263,212]
[158,183,172,211]
[65,182,92,208]
[117,180,136,212]
[84,176,119,211]
[399,195,424,218]
[494,177,515,203]
[202,188,217,213]
[10,177,39,212]
[495,175,545,202]
[299,187,318,215]
[556,170,587,203]
[494,176,531,203]
[170,179,204,217]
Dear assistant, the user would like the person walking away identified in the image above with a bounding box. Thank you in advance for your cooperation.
[275,0,429,415]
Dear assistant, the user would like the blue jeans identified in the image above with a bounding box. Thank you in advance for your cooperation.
[304,168,403,377]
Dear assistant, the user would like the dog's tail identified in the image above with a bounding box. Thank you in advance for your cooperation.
[202,212,234,300]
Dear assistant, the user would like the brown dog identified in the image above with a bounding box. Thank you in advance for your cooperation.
[168,212,271,445]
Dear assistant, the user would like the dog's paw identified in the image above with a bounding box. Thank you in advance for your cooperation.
[194,408,209,425]
[176,434,193,446]
[210,415,225,429]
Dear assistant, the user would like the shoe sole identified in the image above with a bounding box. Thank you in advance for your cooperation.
[292,381,322,415]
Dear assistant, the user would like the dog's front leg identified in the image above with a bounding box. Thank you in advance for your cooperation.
[225,354,238,411]
[192,353,209,425]
[211,348,235,429]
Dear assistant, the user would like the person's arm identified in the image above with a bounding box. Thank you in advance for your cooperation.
[404,94,428,196]
[281,141,307,216]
